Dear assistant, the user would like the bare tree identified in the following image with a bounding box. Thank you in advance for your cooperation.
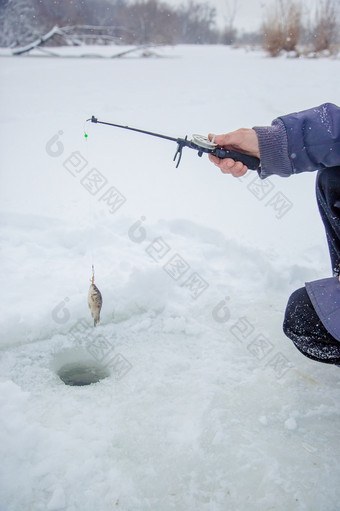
[0,0,40,47]
[221,0,238,45]
[262,0,302,56]
[177,1,217,44]
[0,0,219,48]
[312,0,338,52]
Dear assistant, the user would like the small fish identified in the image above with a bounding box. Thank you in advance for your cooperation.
[88,269,103,326]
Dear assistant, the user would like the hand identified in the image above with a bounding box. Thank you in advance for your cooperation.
[208,128,260,177]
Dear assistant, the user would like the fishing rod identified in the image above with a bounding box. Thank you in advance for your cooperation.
[86,116,260,170]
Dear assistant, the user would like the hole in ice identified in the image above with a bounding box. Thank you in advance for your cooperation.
[57,362,109,386]
[52,348,110,386]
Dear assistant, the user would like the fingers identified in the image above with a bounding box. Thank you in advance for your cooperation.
[208,128,259,177]
[208,129,260,159]
[208,154,248,177]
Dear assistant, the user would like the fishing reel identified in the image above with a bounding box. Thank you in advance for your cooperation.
[174,133,260,169]
[173,134,217,167]
[190,134,218,152]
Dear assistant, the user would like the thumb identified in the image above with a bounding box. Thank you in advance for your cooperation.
[208,133,231,147]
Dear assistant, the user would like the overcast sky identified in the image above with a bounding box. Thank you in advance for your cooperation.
[184,0,333,32]
[216,0,274,31]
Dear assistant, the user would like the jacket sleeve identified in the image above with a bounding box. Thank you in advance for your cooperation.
[253,103,340,179]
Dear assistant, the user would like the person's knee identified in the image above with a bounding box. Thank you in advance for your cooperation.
[282,287,340,363]
[283,287,307,337]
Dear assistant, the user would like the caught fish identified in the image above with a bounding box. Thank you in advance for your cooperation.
[88,267,103,326]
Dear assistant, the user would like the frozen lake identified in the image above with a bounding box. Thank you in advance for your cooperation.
[0,45,340,511]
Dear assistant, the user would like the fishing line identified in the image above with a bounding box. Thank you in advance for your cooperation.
[82,113,261,327]
[83,121,103,326]
[83,119,95,270]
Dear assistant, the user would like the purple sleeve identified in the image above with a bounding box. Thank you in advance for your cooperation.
[253,103,340,179]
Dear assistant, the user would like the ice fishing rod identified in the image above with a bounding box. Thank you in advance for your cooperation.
[86,116,260,170]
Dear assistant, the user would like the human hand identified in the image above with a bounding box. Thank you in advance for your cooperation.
[208,128,260,177]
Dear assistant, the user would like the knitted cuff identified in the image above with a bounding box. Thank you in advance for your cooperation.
[253,119,293,179]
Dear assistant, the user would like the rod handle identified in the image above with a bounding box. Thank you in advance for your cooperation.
[212,148,260,170]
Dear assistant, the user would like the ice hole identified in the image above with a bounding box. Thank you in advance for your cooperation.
[52,348,110,386]
[57,362,110,386]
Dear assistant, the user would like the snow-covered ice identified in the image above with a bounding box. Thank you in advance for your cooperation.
[0,45,340,511]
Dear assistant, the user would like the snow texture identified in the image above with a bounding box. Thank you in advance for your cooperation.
[0,45,340,511]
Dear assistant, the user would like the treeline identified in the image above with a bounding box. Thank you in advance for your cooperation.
[0,0,219,47]
[262,0,339,56]
[0,0,339,56]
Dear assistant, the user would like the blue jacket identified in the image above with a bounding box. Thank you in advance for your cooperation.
[253,103,340,341]
[254,103,340,179]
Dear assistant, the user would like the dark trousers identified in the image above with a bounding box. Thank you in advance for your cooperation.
[283,167,340,364]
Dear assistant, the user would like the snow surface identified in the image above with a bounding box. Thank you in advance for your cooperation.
[0,45,340,511]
